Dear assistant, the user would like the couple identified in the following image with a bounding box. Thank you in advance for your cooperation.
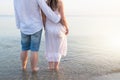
[14,0,69,72]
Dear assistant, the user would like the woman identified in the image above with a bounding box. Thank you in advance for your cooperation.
[42,0,69,71]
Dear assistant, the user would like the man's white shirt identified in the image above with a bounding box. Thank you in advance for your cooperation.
[14,0,61,34]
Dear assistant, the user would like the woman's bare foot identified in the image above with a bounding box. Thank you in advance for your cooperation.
[54,67,59,71]
[48,67,54,70]
[54,62,60,71]
[48,62,54,70]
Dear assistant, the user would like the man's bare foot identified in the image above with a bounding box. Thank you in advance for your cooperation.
[32,67,39,72]
[22,66,27,71]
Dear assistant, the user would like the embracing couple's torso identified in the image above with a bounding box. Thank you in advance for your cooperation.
[14,0,66,36]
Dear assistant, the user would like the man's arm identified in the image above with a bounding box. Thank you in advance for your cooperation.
[37,0,61,23]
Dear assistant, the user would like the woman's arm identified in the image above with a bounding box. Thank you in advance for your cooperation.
[59,0,69,35]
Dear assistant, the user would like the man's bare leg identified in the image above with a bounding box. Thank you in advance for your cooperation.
[30,52,39,72]
[21,51,28,70]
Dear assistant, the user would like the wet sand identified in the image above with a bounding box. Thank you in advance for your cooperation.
[0,36,120,80]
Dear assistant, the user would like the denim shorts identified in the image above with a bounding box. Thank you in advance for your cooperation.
[21,30,42,51]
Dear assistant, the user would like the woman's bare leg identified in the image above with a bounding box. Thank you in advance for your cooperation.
[54,62,60,71]
[48,62,54,70]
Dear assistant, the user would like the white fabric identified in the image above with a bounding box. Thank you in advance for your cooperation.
[45,10,67,62]
[14,0,60,34]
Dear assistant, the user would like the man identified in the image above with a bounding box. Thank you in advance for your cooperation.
[14,0,61,72]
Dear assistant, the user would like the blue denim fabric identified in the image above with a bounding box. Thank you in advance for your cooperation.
[21,29,42,51]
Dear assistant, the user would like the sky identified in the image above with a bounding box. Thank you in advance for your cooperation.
[0,0,120,37]
[0,0,120,15]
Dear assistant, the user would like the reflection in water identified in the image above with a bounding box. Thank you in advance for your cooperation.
[21,71,39,80]
[21,71,30,80]
[31,72,39,80]
[21,70,63,80]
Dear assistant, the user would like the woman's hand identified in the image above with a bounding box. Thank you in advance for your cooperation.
[65,27,69,35]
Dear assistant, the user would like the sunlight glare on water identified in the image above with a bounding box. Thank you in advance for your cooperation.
[105,35,120,50]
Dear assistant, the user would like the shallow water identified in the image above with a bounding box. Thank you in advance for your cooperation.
[1,36,120,80]
[1,16,120,80]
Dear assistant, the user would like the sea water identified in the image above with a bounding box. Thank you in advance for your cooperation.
[0,15,120,80]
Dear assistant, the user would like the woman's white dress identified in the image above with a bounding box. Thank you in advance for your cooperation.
[45,10,67,62]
